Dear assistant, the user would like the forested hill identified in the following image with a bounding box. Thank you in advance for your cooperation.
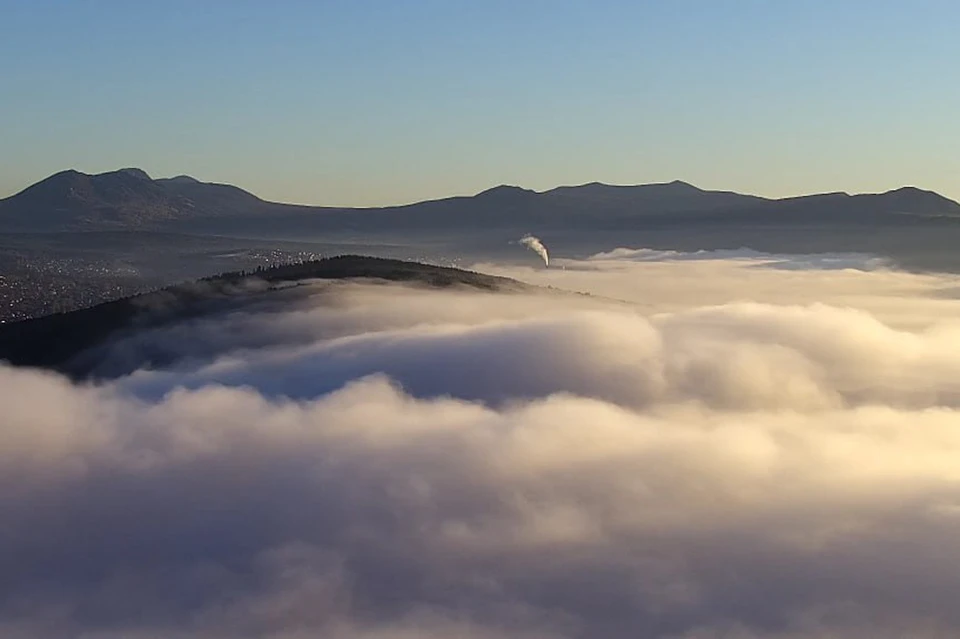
[0,256,525,375]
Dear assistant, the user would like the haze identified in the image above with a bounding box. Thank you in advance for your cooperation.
[3,0,960,205]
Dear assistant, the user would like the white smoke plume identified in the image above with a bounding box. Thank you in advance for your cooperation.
[4,248,960,637]
[520,234,549,267]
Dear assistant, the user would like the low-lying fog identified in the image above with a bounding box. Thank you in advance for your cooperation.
[4,247,960,638]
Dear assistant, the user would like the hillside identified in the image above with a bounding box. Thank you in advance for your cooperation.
[0,168,189,229]
[0,255,526,377]
[0,168,314,231]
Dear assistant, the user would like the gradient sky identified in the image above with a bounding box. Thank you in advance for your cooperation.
[2,0,958,206]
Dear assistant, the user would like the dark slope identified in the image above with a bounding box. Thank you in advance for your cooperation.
[0,168,189,229]
[0,168,313,231]
[181,179,960,237]
[0,256,525,376]
[540,180,770,212]
[727,186,960,224]
[4,169,960,233]
[155,174,266,213]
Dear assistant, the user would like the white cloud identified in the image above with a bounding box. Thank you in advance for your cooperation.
[4,248,960,637]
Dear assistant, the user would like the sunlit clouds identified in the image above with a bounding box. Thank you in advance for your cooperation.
[3,249,960,637]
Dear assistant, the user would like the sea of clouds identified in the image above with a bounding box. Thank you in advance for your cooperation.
[4,248,960,638]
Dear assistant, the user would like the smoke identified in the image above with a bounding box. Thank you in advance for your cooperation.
[520,234,549,267]
[4,247,960,637]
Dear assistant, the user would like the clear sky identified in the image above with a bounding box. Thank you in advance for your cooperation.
[2,0,958,206]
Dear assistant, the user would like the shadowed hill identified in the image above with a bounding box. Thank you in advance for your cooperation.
[0,168,308,230]
[3,169,960,233]
[0,256,526,376]
[155,174,266,211]
[0,168,189,228]
[539,180,771,212]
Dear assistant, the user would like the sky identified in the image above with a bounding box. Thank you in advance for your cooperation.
[2,0,958,206]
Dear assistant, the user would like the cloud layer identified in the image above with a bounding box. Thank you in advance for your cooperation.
[4,249,960,637]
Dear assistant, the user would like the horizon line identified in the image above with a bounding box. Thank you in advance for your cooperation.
[1,166,949,209]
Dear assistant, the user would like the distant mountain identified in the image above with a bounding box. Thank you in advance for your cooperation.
[155,174,265,212]
[0,168,187,229]
[539,180,770,213]
[2,168,959,233]
[0,168,276,231]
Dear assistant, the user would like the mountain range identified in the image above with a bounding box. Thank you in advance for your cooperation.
[3,168,959,234]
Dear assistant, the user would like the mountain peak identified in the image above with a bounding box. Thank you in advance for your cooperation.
[870,185,960,214]
[886,185,932,196]
[160,175,202,184]
[0,167,180,230]
[545,179,706,194]
[474,184,537,199]
[111,167,151,180]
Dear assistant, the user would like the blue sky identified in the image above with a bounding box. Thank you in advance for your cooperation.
[2,0,958,205]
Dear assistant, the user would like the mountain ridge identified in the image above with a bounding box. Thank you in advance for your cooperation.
[2,168,959,233]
